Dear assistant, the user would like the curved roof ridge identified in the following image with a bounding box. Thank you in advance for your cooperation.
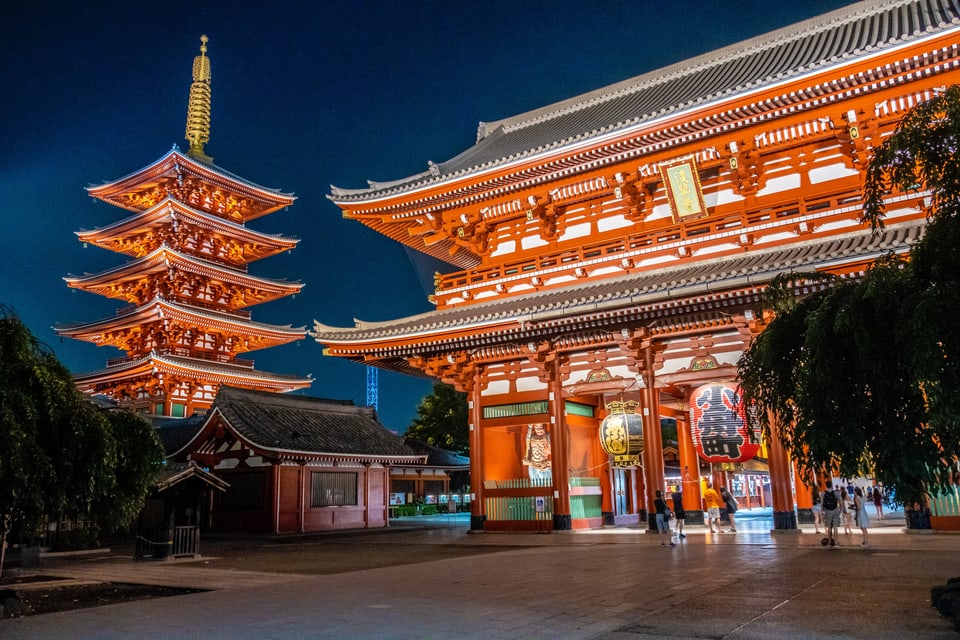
[76,195,300,244]
[66,244,303,289]
[333,0,960,203]
[88,147,296,200]
[478,0,922,140]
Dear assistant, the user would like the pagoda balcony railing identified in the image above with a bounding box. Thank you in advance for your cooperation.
[432,184,925,305]
[107,349,254,368]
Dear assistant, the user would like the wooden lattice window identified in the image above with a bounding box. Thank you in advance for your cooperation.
[311,472,358,507]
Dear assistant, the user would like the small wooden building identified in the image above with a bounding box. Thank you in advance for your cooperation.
[162,386,427,534]
[137,461,229,558]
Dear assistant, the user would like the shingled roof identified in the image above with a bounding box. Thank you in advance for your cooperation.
[404,438,470,468]
[201,386,424,461]
[156,414,207,455]
[330,0,960,199]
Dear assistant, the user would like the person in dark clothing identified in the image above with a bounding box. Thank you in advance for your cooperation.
[670,488,686,539]
[720,486,739,532]
[654,490,675,547]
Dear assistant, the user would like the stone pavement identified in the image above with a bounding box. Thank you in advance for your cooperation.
[1,509,957,639]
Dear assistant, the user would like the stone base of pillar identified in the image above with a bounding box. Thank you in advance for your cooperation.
[470,515,486,531]
[683,510,705,526]
[553,514,572,530]
[796,508,814,524]
[772,510,798,530]
[602,511,615,526]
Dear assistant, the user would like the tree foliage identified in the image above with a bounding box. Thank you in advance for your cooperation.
[738,86,960,507]
[405,382,469,455]
[0,307,164,573]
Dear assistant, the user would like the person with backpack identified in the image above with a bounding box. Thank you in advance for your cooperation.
[821,480,841,547]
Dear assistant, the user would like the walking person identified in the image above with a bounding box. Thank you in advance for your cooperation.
[703,481,723,533]
[670,487,686,539]
[854,486,870,546]
[654,490,675,546]
[811,486,822,534]
[873,484,884,520]
[840,486,853,536]
[720,486,739,532]
[821,480,841,546]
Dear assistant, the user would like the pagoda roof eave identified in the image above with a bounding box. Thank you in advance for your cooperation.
[55,297,306,343]
[88,147,295,219]
[328,0,960,204]
[76,196,299,256]
[64,245,303,299]
[72,353,312,392]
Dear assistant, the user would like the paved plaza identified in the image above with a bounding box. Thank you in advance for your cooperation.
[1,509,957,639]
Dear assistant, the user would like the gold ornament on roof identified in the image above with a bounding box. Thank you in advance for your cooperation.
[185,35,213,163]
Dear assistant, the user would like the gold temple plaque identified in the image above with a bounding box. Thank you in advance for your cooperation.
[659,158,707,222]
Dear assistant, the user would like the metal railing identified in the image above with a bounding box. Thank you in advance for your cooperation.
[134,525,199,559]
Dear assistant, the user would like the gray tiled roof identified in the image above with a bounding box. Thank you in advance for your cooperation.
[404,438,470,468]
[156,414,207,455]
[331,0,960,199]
[212,386,421,459]
[313,219,924,343]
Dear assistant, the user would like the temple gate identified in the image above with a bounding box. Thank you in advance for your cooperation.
[313,1,960,531]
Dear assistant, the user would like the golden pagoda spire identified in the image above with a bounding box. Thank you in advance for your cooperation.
[184,35,213,163]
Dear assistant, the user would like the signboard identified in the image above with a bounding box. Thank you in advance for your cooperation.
[660,157,707,222]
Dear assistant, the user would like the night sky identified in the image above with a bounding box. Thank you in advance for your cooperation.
[0,1,855,433]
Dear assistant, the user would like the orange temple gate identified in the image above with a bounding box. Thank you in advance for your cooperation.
[312,1,960,532]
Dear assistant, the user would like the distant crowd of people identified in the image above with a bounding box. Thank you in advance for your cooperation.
[812,480,885,547]
[655,468,741,547]
[654,473,886,548]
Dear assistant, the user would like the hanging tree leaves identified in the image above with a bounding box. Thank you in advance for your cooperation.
[0,306,164,575]
[738,85,960,508]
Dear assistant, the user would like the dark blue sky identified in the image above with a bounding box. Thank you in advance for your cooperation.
[0,1,854,432]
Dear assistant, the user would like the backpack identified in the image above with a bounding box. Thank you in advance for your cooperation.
[822,489,839,510]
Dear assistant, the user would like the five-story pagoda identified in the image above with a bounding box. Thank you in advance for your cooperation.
[57,36,312,418]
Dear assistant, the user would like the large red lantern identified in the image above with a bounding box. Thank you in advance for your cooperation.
[690,383,760,463]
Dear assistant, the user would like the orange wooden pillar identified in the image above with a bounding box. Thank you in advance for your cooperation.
[793,461,814,525]
[632,466,644,520]
[641,344,665,531]
[676,407,704,525]
[549,372,571,530]
[468,383,486,531]
[767,413,798,530]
